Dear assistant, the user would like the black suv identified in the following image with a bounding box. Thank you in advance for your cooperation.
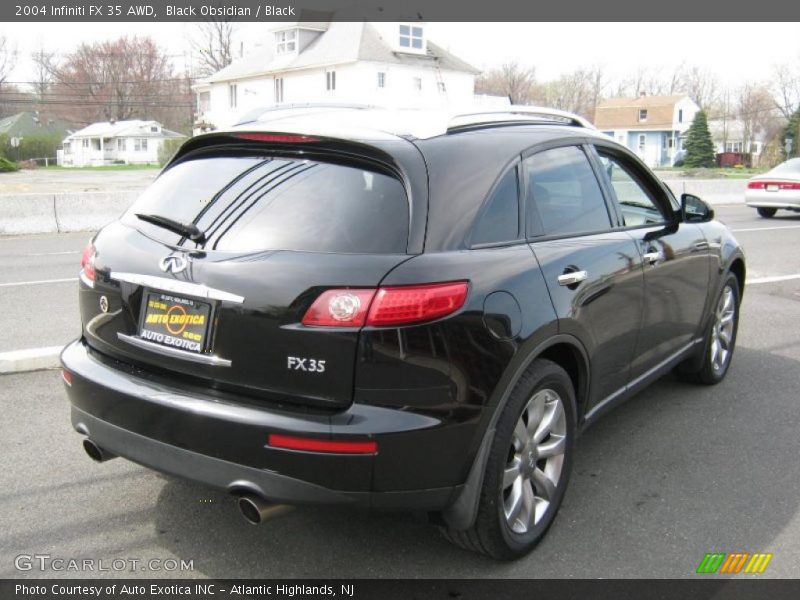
[61,106,745,559]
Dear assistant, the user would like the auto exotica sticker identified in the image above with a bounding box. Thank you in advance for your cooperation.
[140,292,211,352]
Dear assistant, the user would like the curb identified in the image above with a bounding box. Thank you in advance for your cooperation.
[0,346,63,374]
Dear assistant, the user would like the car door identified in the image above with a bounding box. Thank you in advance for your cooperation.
[590,144,711,382]
[524,144,645,408]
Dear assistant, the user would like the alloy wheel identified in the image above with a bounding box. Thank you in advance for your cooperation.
[710,285,736,372]
[501,388,567,534]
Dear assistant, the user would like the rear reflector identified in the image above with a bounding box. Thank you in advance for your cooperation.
[80,242,96,282]
[233,133,320,143]
[61,369,73,386]
[268,434,378,455]
[301,281,469,328]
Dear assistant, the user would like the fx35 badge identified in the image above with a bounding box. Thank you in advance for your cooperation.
[287,356,326,373]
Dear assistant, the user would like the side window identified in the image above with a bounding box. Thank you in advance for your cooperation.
[471,167,520,245]
[596,152,667,227]
[524,146,611,237]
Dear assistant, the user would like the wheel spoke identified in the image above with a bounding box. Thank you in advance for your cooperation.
[504,479,523,524]
[710,337,719,368]
[719,327,732,347]
[503,460,521,489]
[532,467,556,501]
[537,434,566,458]
[519,480,536,530]
[533,399,563,444]
[513,420,528,451]
[525,392,547,438]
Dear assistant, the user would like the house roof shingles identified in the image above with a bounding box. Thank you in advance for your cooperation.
[594,94,687,131]
[66,120,184,140]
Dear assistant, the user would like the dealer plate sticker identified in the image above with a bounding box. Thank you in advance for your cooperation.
[140,292,211,353]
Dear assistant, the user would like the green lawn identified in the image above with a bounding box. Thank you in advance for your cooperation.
[39,164,161,171]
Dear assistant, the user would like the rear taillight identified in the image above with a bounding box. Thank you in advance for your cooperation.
[367,282,469,326]
[301,289,377,327]
[80,242,96,282]
[301,281,468,328]
[61,369,73,387]
[748,180,800,190]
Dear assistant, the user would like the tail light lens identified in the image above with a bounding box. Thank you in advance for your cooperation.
[748,180,800,190]
[367,282,469,326]
[301,289,376,326]
[301,281,468,328]
[80,242,96,282]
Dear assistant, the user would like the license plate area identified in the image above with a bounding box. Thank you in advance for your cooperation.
[139,291,213,354]
[766,184,779,192]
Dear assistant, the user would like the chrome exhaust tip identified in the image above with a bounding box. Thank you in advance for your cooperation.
[82,438,116,462]
[237,494,292,525]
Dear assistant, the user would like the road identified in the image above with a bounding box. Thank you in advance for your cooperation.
[1,205,799,578]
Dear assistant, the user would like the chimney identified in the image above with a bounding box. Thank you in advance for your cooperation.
[639,91,646,98]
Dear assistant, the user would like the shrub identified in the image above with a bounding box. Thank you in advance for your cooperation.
[158,138,185,167]
[0,157,19,172]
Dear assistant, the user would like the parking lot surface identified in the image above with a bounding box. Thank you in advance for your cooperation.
[1,205,799,578]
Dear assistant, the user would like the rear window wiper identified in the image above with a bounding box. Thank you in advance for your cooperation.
[135,213,206,244]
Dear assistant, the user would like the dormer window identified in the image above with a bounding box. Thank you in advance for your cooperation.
[275,29,297,54]
[399,24,423,50]
[638,109,648,122]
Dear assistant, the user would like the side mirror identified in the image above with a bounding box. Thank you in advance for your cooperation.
[681,193,714,223]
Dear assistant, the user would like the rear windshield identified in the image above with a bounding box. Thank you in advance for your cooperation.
[123,155,409,254]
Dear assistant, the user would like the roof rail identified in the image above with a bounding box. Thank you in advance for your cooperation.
[235,103,377,126]
[447,106,595,132]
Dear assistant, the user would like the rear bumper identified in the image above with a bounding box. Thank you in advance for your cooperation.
[61,339,468,510]
[745,189,800,209]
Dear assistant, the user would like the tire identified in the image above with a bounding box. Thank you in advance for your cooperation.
[757,207,777,218]
[675,272,740,385]
[441,359,576,560]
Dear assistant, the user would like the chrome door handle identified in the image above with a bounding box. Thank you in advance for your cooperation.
[557,270,588,286]
[643,251,662,264]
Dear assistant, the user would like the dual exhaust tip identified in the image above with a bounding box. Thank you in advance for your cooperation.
[81,438,290,525]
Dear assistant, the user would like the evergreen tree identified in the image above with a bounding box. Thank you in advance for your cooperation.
[683,110,717,168]
[782,108,800,159]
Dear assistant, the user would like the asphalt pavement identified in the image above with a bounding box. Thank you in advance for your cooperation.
[1,205,799,578]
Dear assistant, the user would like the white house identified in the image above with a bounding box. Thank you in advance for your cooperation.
[193,21,484,132]
[594,94,700,168]
[58,120,184,167]
[708,118,768,166]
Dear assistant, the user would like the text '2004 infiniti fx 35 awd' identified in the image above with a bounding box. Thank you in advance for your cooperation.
[61,105,745,560]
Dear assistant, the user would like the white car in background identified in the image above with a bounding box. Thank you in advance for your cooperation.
[746,158,800,217]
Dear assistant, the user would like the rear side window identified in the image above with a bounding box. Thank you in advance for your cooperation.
[124,156,409,254]
[471,167,520,245]
[524,146,611,237]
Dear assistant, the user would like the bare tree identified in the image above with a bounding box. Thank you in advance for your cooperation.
[189,20,237,77]
[541,66,607,118]
[682,65,719,109]
[737,83,778,156]
[41,36,192,131]
[475,61,537,105]
[771,62,800,119]
[0,34,17,88]
[31,46,54,104]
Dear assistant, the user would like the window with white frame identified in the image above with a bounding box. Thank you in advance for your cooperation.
[638,134,646,149]
[638,109,648,122]
[198,91,210,113]
[134,138,148,152]
[117,139,125,151]
[326,71,336,92]
[377,71,386,88]
[725,141,744,153]
[229,84,238,109]
[413,77,422,92]
[63,142,71,155]
[274,78,284,103]
[437,81,446,93]
[82,139,89,149]
[399,24,423,49]
[678,109,683,123]
[275,29,297,54]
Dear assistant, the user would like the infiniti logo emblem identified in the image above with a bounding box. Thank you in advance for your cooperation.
[159,255,189,274]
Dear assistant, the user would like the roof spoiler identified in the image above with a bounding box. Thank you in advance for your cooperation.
[447,106,595,132]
